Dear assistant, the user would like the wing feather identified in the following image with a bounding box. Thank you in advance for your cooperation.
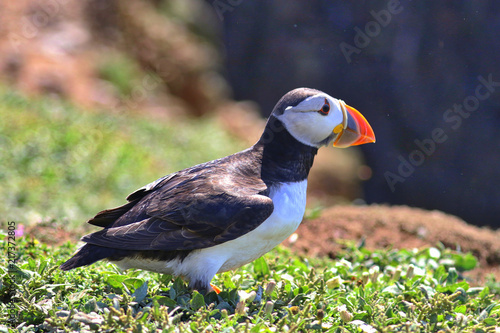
[82,151,274,252]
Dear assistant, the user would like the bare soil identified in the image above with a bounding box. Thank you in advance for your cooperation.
[285,204,500,283]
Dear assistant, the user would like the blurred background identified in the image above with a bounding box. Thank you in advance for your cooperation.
[0,0,499,229]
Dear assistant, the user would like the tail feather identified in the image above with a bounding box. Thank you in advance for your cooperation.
[60,244,124,271]
[87,200,138,227]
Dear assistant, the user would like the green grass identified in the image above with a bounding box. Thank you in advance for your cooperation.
[1,233,498,332]
[97,53,154,98]
[0,88,245,228]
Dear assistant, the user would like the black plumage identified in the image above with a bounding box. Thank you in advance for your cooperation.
[60,90,320,271]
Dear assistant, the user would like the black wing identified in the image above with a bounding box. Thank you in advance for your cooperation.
[81,152,274,251]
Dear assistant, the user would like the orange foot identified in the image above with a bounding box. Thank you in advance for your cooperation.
[210,283,222,294]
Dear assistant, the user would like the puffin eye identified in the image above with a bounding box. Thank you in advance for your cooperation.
[318,99,330,115]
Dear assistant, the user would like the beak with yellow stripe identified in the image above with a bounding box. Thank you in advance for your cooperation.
[332,100,376,148]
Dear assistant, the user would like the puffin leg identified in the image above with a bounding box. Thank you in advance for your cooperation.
[210,283,222,294]
[189,278,221,295]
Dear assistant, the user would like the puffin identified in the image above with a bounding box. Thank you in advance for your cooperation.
[60,88,375,293]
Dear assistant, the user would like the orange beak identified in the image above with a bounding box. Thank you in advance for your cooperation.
[333,101,376,148]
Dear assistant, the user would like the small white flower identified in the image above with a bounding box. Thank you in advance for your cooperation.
[337,304,353,323]
[235,300,247,316]
[351,320,378,333]
[264,301,274,316]
[361,271,370,285]
[370,266,380,284]
[455,313,467,325]
[406,264,415,279]
[265,281,276,297]
[326,276,344,289]
[393,266,402,281]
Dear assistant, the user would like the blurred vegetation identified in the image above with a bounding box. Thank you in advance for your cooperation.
[97,53,145,98]
[0,87,245,227]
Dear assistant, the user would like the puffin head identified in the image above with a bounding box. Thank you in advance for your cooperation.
[271,88,376,148]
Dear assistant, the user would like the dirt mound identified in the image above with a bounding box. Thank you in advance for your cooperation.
[285,205,500,281]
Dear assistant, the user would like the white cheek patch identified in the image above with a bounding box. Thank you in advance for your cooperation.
[278,96,345,147]
[280,112,337,147]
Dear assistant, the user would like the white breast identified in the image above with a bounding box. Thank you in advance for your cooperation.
[214,179,308,271]
[114,180,308,286]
